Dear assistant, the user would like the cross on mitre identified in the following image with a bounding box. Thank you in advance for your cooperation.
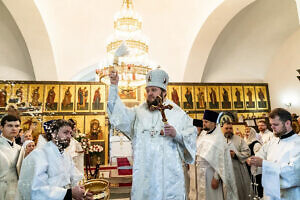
[150,96,173,124]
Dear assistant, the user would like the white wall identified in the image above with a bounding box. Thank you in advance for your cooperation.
[197,0,300,113]
[266,29,300,114]
[202,0,299,83]
[0,1,35,80]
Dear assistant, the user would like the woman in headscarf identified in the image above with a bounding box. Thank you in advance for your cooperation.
[16,140,35,176]
[244,126,263,198]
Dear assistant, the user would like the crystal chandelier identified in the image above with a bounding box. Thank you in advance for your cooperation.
[96,0,155,88]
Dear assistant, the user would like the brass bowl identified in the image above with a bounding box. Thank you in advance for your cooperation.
[83,179,110,200]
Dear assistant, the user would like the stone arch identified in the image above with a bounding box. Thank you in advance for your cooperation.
[2,0,58,80]
[183,0,256,82]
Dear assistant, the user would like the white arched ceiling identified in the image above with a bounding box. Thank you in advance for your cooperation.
[8,0,227,82]
[201,0,299,83]
[2,0,58,81]
[184,0,256,82]
[0,1,34,80]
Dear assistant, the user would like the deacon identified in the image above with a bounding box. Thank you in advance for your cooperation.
[222,122,253,199]
[108,68,197,200]
[196,110,238,200]
[0,115,21,200]
[248,108,300,199]
[18,119,93,200]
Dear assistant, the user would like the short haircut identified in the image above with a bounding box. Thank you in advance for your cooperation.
[257,120,267,125]
[45,119,72,141]
[269,108,292,123]
[1,115,21,126]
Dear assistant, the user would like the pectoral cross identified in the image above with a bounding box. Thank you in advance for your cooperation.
[150,96,173,124]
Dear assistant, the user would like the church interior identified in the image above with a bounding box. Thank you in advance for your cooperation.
[1,0,300,199]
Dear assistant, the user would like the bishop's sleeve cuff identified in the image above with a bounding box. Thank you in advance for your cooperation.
[174,131,184,145]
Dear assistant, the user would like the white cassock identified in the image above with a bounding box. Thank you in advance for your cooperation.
[256,132,300,200]
[108,85,197,200]
[259,129,274,145]
[65,137,84,174]
[196,126,238,200]
[226,134,253,200]
[18,141,83,200]
[0,136,21,200]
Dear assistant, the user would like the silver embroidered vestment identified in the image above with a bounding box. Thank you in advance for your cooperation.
[108,85,197,200]
[18,141,83,200]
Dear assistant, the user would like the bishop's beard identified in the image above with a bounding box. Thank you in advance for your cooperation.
[147,93,164,111]
[147,97,159,111]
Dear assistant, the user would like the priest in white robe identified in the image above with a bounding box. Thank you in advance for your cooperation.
[222,122,253,200]
[0,115,21,200]
[248,108,300,200]
[18,119,93,200]
[108,68,197,200]
[196,110,238,200]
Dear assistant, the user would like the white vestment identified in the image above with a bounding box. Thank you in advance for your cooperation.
[196,126,238,200]
[18,141,83,200]
[259,129,274,145]
[0,136,21,200]
[36,134,47,148]
[256,133,300,200]
[108,85,197,200]
[65,137,84,174]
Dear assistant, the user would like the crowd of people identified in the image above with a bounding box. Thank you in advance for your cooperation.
[0,67,299,200]
[187,109,300,200]
[0,113,88,200]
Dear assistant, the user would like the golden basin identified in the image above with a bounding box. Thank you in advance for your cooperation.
[83,179,110,200]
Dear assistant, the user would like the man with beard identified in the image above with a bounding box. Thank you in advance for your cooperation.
[222,122,253,200]
[108,68,197,200]
[18,119,93,200]
[248,108,300,199]
[257,120,273,145]
[195,110,238,200]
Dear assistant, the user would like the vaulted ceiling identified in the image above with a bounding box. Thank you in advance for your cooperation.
[1,0,300,83]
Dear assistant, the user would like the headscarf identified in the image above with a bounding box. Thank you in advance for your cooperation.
[16,140,35,176]
[22,140,34,149]
[245,127,258,145]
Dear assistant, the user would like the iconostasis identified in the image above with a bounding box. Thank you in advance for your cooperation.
[0,81,270,164]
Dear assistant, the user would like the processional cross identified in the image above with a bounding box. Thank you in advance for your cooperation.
[150,96,173,136]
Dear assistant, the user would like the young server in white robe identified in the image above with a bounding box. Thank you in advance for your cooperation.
[0,115,21,200]
[108,68,197,200]
[248,108,300,200]
[18,119,93,200]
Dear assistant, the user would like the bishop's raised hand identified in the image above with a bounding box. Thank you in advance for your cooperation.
[109,70,119,85]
